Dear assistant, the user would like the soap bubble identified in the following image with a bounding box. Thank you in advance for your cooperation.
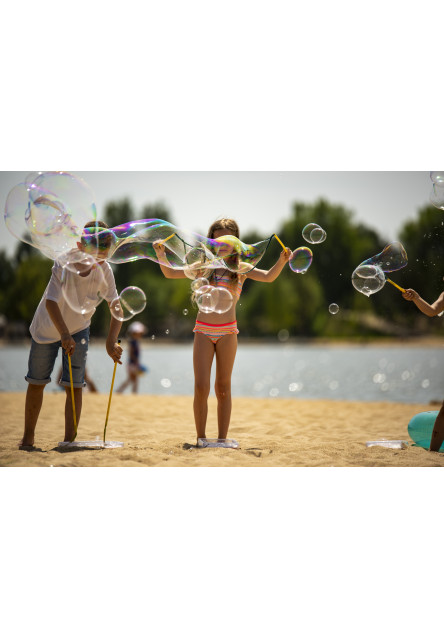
[110,286,146,321]
[430,183,444,210]
[430,172,444,185]
[196,288,217,313]
[211,288,233,314]
[302,223,327,244]
[359,242,408,273]
[329,303,339,314]
[4,172,97,260]
[183,309,189,316]
[58,248,97,275]
[289,247,313,273]
[191,277,210,292]
[61,265,106,315]
[352,264,386,297]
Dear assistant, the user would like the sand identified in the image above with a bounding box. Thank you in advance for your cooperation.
[1,391,444,467]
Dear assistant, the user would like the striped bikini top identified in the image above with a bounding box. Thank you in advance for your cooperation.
[210,272,244,298]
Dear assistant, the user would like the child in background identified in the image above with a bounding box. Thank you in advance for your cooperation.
[117,321,147,394]
[403,286,444,451]
[20,221,123,448]
[153,218,290,443]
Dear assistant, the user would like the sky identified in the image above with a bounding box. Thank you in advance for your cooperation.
[0,171,435,257]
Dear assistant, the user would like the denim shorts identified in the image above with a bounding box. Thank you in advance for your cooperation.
[25,328,90,388]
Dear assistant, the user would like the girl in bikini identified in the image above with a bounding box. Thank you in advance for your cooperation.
[153,218,291,442]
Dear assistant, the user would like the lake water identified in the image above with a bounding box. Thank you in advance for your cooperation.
[1,341,443,404]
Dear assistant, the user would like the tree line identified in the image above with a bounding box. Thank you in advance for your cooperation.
[1,197,443,340]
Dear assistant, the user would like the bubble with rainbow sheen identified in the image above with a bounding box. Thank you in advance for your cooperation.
[352,264,385,297]
[289,247,313,274]
[359,242,407,273]
[4,171,97,260]
[302,223,327,244]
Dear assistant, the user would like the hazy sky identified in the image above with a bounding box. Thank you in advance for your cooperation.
[0,171,434,257]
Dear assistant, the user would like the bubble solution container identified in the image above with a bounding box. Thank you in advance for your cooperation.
[365,440,408,449]
[197,438,239,449]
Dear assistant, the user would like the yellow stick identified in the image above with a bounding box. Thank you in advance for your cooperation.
[68,353,77,441]
[386,278,406,293]
[274,234,287,252]
[103,340,121,443]
[159,232,176,245]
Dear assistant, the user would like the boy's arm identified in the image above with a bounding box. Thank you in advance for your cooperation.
[153,242,186,279]
[245,248,291,283]
[402,289,444,316]
[45,299,76,355]
[106,310,123,363]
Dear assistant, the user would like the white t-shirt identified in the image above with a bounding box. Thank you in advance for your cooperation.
[30,259,118,344]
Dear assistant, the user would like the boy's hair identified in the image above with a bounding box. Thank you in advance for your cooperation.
[81,220,114,251]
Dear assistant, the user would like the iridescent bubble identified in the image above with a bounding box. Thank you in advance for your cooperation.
[61,264,105,315]
[329,303,339,314]
[4,172,97,260]
[359,242,408,273]
[289,247,313,273]
[110,286,147,321]
[351,264,386,297]
[302,223,327,244]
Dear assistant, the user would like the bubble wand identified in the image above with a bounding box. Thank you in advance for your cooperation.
[103,340,121,444]
[386,278,406,293]
[274,234,287,252]
[159,233,176,246]
[68,353,77,442]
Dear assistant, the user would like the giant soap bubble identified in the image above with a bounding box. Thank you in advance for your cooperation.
[5,172,97,260]
[358,242,408,273]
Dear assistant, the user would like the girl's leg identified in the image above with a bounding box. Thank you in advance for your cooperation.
[193,333,215,439]
[214,334,238,439]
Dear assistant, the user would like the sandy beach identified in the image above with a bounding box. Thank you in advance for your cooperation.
[1,391,443,466]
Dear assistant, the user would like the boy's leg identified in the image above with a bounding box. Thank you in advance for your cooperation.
[22,384,45,446]
[22,339,60,447]
[59,328,89,440]
[64,387,83,442]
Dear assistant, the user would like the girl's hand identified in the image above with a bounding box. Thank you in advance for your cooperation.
[280,247,291,263]
[153,241,166,257]
[402,288,419,301]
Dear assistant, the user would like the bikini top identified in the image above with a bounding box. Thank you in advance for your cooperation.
[211,272,244,298]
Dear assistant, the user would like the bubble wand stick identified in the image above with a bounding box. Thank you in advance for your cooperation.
[159,233,176,245]
[67,353,77,442]
[386,278,406,293]
[274,234,287,252]
[103,340,121,444]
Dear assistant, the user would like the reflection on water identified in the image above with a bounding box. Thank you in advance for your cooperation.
[0,342,443,404]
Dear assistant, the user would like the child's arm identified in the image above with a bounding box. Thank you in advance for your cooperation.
[46,299,76,355]
[153,241,186,279]
[106,310,123,363]
[402,289,444,316]
[244,247,291,283]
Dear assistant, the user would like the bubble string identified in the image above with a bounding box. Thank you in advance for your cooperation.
[68,354,77,442]
[386,278,406,293]
[103,340,122,443]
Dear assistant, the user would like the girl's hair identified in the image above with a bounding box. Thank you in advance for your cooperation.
[207,218,240,284]
[207,218,240,240]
